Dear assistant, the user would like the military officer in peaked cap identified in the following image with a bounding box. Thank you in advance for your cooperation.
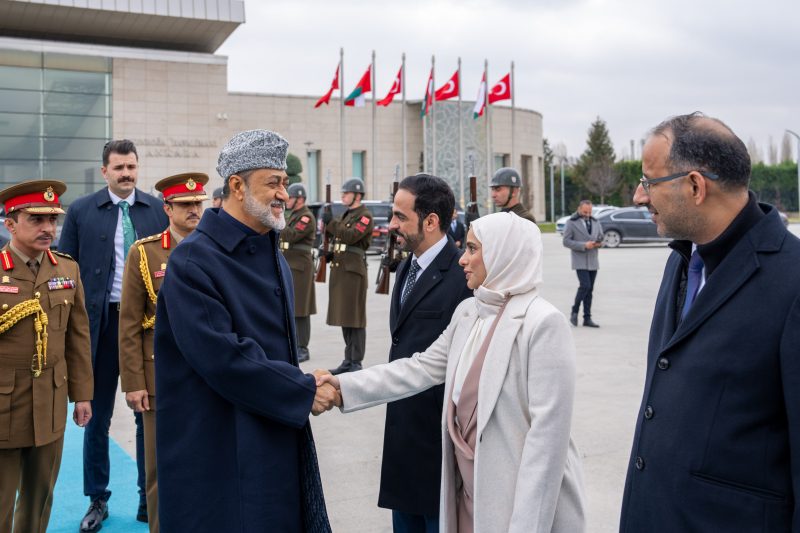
[490,167,537,223]
[0,180,93,533]
[118,172,208,533]
[279,183,316,363]
[322,177,374,374]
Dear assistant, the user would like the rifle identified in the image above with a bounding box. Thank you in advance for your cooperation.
[376,165,400,294]
[315,173,332,283]
[465,161,480,229]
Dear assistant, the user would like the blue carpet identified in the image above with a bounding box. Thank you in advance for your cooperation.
[48,409,148,533]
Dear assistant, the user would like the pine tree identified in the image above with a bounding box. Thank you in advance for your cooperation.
[286,153,303,184]
[577,117,619,204]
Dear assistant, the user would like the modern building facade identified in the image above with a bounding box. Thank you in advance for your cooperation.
[0,0,545,217]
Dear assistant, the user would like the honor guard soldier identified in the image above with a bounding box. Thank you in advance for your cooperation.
[0,180,93,533]
[279,183,316,363]
[489,167,537,223]
[118,172,208,533]
[322,177,373,374]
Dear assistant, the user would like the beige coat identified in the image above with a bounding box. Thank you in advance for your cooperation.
[339,291,585,533]
[279,205,316,317]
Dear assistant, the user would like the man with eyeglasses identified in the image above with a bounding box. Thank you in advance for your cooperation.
[620,112,800,532]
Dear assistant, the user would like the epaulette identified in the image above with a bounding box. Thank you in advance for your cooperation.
[51,250,76,261]
[133,233,163,246]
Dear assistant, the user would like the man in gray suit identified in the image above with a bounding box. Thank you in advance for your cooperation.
[562,200,603,327]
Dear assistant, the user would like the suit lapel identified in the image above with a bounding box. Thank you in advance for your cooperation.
[475,295,528,436]
[393,243,457,334]
[389,258,408,331]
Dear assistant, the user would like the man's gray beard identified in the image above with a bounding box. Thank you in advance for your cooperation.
[243,189,286,230]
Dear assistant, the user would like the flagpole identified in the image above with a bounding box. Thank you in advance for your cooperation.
[401,52,407,178]
[371,49,376,198]
[431,55,437,177]
[511,60,516,171]
[340,47,345,185]
[484,59,491,213]
[458,57,464,208]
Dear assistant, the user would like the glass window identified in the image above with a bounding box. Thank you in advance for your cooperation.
[43,53,111,74]
[306,150,319,201]
[352,151,364,179]
[44,137,106,162]
[0,112,40,136]
[0,137,40,160]
[0,89,40,113]
[494,154,505,171]
[45,70,109,95]
[614,210,645,220]
[43,92,110,117]
[44,162,102,203]
[0,161,41,184]
[0,66,41,91]
[44,115,109,139]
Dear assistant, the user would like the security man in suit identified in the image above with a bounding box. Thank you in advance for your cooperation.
[489,167,536,223]
[279,183,316,363]
[0,180,93,533]
[562,200,604,328]
[118,172,208,533]
[323,177,373,374]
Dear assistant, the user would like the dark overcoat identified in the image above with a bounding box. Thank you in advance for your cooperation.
[326,204,373,328]
[379,238,472,516]
[620,204,800,532]
[154,208,330,533]
[279,205,317,317]
[59,187,168,359]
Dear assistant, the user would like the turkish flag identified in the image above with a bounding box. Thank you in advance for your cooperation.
[314,64,340,108]
[488,73,511,104]
[421,69,434,117]
[434,70,459,101]
[377,66,402,106]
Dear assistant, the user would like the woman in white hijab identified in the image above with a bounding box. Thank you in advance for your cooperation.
[319,212,585,533]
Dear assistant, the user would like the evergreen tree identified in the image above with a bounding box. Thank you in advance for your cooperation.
[577,117,620,204]
[286,153,303,184]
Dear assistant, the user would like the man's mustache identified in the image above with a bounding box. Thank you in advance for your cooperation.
[117,177,134,183]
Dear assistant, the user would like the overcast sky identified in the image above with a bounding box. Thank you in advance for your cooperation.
[216,0,800,162]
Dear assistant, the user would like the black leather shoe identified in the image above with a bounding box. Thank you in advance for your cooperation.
[329,360,351,375]
[347,362,363,372]
[570,312,578,326]
[80,499,108,532]
[584,318,600,328]
[298,347,310,363]
[136,500,147,523]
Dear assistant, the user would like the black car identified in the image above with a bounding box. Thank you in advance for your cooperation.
[307,200,392,254]
[597,206,671,247]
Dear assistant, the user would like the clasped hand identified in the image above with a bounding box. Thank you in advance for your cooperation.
[311,370,342,415]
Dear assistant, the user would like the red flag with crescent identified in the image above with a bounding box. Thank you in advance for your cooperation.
[314,64,340,108]
[420,68,434,117]
[434,70,459,101]
[488,73,511,104]
[377,66,402,106]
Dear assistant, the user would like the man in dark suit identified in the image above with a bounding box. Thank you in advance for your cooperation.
[446,208,466,249]
[59,139,169,532]
[620,112,800,532]
[380,174,472,533]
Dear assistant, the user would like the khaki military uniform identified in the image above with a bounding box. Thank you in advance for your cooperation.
[505,202,537,224]
[0,246,93,533]
[119,229,175,533]
[279,206,316,318]
[326,204,373,328]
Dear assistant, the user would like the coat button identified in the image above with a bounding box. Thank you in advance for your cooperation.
[100,235,107,241]
[644,406,654,419]
[635,456,645,470]
[392,336,399,345]
[657,357,670,370]
[248,245,256,254]
[94,268,101,275]
[151,354,155,360]
[274,287,282,296]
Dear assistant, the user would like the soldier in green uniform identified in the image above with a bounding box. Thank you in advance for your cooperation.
[322,177,373,374]
[0,180,94,533]
[489,167,537,223]
[118,172,208,533]
[279,183,316,363]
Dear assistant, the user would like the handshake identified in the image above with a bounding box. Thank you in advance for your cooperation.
[311,370,342,415]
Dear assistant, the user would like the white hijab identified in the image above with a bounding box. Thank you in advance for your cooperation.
[452,212,543,403]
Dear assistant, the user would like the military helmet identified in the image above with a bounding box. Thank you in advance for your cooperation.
[491,167,522,188]
[287,183,307,198]
[341,177,366,194]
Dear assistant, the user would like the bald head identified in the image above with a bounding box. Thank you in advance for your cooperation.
[650,112,751,192]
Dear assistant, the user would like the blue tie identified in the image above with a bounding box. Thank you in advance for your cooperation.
[401,260,420,306]
[119,200,136,260]
[681,251,704,319]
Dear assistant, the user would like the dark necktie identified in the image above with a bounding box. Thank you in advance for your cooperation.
[27,259,39,277]
[585,218,592,234]
[401,259,420,306]
[681,251,704,319]
[119,200,136,260]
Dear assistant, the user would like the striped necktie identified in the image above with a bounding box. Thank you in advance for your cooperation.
[401,260,420,306]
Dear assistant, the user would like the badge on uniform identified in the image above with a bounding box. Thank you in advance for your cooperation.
[295,222,307,231]
[154,270,165,278]
[301,216,310,223]
[360,216,370,224]
[48,277,75,290]
[355,222,366,232]
[1,275,9,284]
[0,285,19,294]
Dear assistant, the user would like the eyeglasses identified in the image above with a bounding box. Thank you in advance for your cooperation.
[639,171,719,193]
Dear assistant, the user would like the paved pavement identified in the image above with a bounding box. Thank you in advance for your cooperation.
[106,228,795,532]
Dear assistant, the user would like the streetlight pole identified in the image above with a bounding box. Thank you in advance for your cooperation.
[786,129,800,221]
[549,163,555,222]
